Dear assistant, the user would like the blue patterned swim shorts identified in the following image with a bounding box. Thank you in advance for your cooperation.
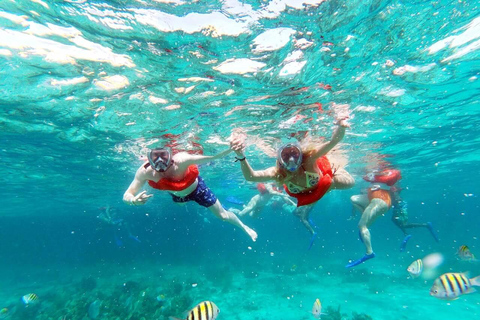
[169,176,217,208]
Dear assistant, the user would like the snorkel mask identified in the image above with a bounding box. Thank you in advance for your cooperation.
[364,170,379,182]
[278,143,303,172]
[147,147,172,172]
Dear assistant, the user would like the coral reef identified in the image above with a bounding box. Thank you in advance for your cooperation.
[322,305,346,320]
[321,305,374,320]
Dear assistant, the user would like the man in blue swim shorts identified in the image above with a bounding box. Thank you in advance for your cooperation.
[123,146,257,242]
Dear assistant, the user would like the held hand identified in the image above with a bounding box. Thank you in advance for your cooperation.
[229,134,246,155]
[131,191,153,206]
[336,117,350,128]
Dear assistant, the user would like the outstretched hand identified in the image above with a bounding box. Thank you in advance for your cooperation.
[336,117,350,128]
[229,132,246,156]
[130,191,153,206]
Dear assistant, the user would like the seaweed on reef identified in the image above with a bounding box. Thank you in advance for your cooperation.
[321,305,346,320]
[351,312,373,320]
[316,305,373,320]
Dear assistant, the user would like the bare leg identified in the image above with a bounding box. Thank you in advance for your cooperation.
[403,222,428,229]
[332,168,355,189]
[350,194,369,218]
[404,222,439,242]
[358,198,390,254]
[208,200,258,242]
[238,195,261,217]
[293,204,316,235]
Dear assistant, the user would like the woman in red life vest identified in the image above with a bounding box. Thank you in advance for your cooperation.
[230,120,354,247]
[347,169,402,268]
[123,146,257,242]
[233,183,295,218]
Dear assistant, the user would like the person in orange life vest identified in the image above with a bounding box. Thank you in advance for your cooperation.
[233,183,296,218]
[123,147,257,242]
[347,169,402,268]
[230,120,354,247]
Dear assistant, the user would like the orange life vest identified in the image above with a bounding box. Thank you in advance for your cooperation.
[363,169,401,186]
[148,165,199,191]
[284,156,333,207]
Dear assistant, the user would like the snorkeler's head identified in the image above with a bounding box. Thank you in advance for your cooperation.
[277,143,303,172]
[147,147,173,172]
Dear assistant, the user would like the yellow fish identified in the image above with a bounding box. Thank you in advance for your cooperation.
[407,259,423,278]
[312,298,323,319]
[22,293,38,305]
[0,308,9,319]
[170,301,219,320]
[456,245,476,262]
[430,272,480,300]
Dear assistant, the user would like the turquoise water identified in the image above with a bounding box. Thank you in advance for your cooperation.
[1,0,479,319]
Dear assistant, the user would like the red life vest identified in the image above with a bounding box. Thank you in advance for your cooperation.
[363,169,401,186]
[148,165,199,191]
[257,183,268,195]
[284,156,333,207]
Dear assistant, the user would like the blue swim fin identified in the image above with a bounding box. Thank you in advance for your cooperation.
[345,252,376,268]
[400,234,412,252]
[128,233,141,243]
[308,232,318,250]
[427,222,439,242]
[307,218,318,250]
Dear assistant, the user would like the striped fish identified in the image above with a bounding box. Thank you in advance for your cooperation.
[430,273,480,300]
[22,293,39,305]
[456,245,476,262]
[170,301,220,320]
[407,259,423,278]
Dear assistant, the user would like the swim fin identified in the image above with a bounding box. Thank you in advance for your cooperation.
[427,222,439,242]
[400,234,412,252]
[345,252,375,268]
[308,232,318,250]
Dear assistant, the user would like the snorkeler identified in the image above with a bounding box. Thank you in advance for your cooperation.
[390,187,439,251]
[347,169,402,268]
[230,119,354,248]
[123,147,257,242]
[233,183,296,218]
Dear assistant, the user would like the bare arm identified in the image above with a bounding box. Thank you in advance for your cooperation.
[123,165,153,205]
[237,158,278,182]
[310,120,348,159]
[229,132,279,182]
[265,185,296,205]
[179,149,233,167]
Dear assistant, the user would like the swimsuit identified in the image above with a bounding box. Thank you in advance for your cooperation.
[284,156,333,207]
[147,164,217,208]
[363,169,401,209]
[169,177,217,208]
[368,188,392,208]
[286,171,320,194]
